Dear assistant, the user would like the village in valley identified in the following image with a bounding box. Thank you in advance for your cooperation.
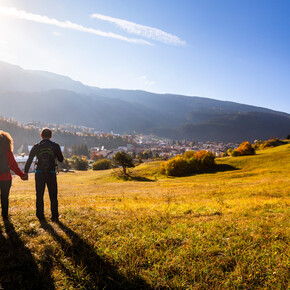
[14,120,239,171]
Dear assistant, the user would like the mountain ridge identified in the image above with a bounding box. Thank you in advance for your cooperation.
[1,60,288,115]
[0,60,289,142]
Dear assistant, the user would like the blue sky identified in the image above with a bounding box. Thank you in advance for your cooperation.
[0,0,289,113]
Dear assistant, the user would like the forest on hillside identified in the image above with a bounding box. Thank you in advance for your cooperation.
[0,118,132,152]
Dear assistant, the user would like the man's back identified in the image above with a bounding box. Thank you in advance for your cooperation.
[24,128,64,222]
[25,139,63,173]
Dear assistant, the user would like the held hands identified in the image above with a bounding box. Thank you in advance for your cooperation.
[21,173,28,181]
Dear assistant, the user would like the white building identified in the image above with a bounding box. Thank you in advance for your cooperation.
[117,146,128,152]
[14,155,36,173]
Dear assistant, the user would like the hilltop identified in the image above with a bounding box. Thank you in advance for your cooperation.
[2,143,289,288]
[0,60,289,142]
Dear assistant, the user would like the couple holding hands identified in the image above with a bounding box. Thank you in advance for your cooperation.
[0,128,63,221]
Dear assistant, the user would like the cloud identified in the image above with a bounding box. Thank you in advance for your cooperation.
[0,40,8,47]
[141,75,155,86]
[0,6,152,45]
[91,13,186,46]
[52,31,62,37]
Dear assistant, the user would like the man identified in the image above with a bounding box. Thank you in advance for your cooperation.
[25,128,63,222]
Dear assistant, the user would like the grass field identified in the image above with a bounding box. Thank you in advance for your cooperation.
[1,144,289,289]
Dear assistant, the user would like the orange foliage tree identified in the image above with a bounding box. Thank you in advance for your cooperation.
[160,150,215,177]
[231,141,255,157]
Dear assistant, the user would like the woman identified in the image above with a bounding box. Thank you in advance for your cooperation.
[0,131,27,219]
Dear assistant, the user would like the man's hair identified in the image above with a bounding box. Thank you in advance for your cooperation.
[0,130,13,151]
[41,128,52,139]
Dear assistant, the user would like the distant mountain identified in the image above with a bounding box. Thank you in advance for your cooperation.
[0,61,93,94]
[0,60,289,142]
[153,112,290,142]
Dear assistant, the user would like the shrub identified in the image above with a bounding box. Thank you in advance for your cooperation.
[230,142,255,157]
[259,138,287,149]
[163,156,190,177]
[237,141,255,155]
[160,150,216,177]
[71,156,89,171]
[58,158,71,170]
[92,159,112,170]
[253,140,263,149]
[160,161,166,175]
[183,150,195,159]
[194,150,215,169]
[187,157,201,172]
[154,152,160,159]
[231,149,241,157]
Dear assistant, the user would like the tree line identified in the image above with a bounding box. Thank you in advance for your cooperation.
[0,118,133,152]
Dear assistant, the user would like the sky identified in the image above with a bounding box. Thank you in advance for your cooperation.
[0,0,289,113]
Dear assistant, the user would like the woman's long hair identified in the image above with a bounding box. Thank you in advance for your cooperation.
[0,131,13,152]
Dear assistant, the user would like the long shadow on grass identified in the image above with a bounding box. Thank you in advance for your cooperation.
[166,164,239,178]
[41,220,152,289]
[114,173,156,182]
[123,175,156,182]
[112,169,156,182]
[210,164,239,173]
[0,219,55,289]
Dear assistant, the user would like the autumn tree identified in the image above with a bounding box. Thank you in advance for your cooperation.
[113,151,135,175]
[231,141,255,157]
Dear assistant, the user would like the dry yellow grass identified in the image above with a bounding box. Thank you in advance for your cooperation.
[0,144,289,288]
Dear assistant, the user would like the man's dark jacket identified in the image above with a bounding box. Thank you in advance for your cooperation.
[25,139,64,173]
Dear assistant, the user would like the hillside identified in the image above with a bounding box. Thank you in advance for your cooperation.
[0,61,289,142]
[0,118,131,151]
[2,144,289,288]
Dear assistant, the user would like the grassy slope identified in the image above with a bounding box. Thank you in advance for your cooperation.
[1,144,289,289]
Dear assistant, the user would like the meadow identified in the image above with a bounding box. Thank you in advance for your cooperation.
[0,144,289,289]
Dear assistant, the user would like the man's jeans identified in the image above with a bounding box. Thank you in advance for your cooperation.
[35,172,58,219]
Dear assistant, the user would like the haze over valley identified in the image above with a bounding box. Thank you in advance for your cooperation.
[1,61,289,143]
